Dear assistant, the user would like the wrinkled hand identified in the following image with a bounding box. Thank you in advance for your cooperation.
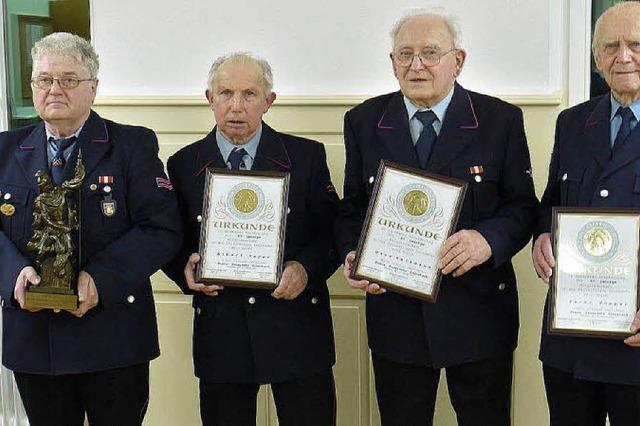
[342,251,385,295]
[68,271,99,317]
[625,310,640,347]
[532,233,555,283]
[14,266,42,312]
[272,261,308,300]
[439,230,492,277]
[184,253,223,297]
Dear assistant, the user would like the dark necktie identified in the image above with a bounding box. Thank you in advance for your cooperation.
[50,136,77,185]
[414,111,438,169]
[228,148,248,170]
[614,106,635,150]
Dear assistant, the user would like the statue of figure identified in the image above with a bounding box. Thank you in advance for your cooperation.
[27,152,85,291]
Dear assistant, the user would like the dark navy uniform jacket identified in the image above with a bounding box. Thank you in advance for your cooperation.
[335,84,538,368]
[163,123,339,384]
[536,93,640,386]
[0,111,182,375]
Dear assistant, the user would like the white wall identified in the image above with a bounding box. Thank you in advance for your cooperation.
[91,0,568,98]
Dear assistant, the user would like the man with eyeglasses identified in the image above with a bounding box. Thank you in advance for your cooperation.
[335,9,537,425]
[0,32,181,425]
[533,3,640,425]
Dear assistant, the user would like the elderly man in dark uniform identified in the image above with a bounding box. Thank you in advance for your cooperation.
[335,10,538,426]
[163,52,339,426]
[0,33,181,425]
[533,2,640,425]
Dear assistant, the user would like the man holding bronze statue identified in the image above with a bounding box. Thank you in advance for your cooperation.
[532,2,640,424]
[163,52,340,425]
[0,33,181,425]
[335,10,537,425]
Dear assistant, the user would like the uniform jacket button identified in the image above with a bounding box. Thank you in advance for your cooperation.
[600,189,609,198]
[287,207,291,214]
[196,307,202,315]
[248,296,256,305]
[3,193,11,200]
[498,283,506,291]
[311,297,318,304]
[368,176,374,184]
[561,173,568,181]
[196,215,203,223]
[127,295,135,303]
[474,175,482,183]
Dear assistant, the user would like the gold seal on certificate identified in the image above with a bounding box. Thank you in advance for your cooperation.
[549,208,640,338]
[350,161,467,301]
[196,168,290,289]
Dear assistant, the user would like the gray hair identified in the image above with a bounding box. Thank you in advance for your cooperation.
[207,52,274,93]
[390,8,462,50]
[592,1,640,54]
[31,32,99,79]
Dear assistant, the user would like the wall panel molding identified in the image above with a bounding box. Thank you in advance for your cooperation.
[95,92,564,108]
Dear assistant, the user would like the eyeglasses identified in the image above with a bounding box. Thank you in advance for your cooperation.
[30,76,95,90]
[392,48,457,67]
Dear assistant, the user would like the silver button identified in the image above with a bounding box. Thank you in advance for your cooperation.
[368,176,374,184]
[1,299,4,308]
[287,207,291,214]
[600,189,609,198]
[127,295,135,303]
[89,184,97,191]
[248,296,256,305]
[196,215,202,223]
[474,175,482,183]
[103,185,112,193]
[3,193,11,200]
[311,297,318,304]
[196,307,202,315]
[498,283,506,291]
[561,173,568,181]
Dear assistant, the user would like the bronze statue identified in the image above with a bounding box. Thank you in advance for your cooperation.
[25,152,85,310]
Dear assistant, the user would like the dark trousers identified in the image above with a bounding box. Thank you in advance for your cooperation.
[14,363,149,426]
[199,369,336,426]
[543,364,640,426]
[372,353,513,426]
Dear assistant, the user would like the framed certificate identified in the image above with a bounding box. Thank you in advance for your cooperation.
[549,207,640,338]
[196,168,290,289]
[351,160,467,301]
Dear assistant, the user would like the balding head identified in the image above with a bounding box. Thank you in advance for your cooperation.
[593,1,640,105]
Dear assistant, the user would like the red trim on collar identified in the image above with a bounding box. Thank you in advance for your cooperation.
[377,110,394,129]
[266,143,292,169]
[586,110,598,128]
[92,122,109,143]
[459,94,479,129]
[196,160,215,177]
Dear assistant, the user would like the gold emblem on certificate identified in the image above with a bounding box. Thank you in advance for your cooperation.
[549,208,640,338]
[196,169,289,289]
[350,161,467,301]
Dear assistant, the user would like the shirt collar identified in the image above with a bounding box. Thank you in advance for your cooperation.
[610,94,640,122]
[404,86,455,123]
[45,125,83,142]
[215,124,262,161]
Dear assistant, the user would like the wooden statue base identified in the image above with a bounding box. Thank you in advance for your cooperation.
[24,288,77,311]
